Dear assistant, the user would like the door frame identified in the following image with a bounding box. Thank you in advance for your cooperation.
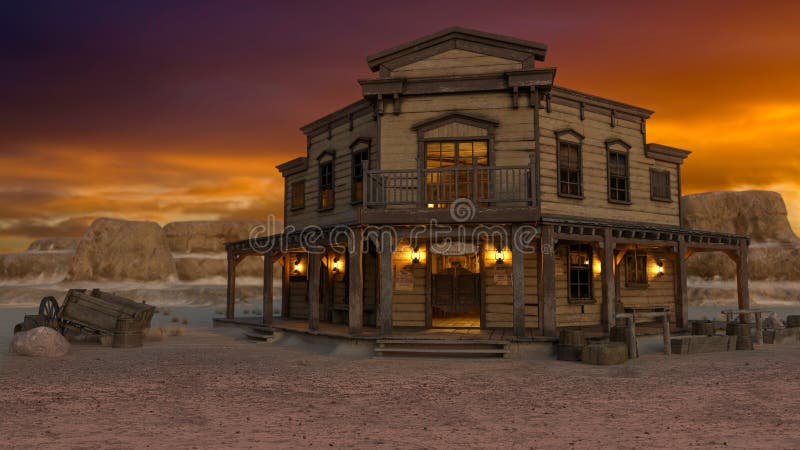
[424,240,485,329]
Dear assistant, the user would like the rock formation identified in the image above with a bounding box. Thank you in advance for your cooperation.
[27,237,80,252]
[683,190,800,281]
[67,218,178,282]
[163,221,267,254]
[11,327,70,357]
[0,251,73,282]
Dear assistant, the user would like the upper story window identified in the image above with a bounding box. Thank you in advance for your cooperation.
[319,157,334,210]
[625,249,648,287]
[650,169,671,202]
[350,138,371,204]
[425,141,489,205]
[606,139,631,204]
[568,244,593,303]
[290,180,305,210]
[556,130,584,199]
[425,141,488,168]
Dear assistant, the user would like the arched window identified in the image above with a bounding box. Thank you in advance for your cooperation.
[555,129,584,198]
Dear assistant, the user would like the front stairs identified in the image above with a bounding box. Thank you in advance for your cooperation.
[374,338,510,358]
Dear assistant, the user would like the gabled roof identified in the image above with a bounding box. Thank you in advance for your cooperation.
[366,26,548,72]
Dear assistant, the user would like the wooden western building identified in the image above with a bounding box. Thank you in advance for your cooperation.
[225,27,750,338]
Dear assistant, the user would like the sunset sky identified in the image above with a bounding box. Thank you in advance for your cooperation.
[2,0,799,252]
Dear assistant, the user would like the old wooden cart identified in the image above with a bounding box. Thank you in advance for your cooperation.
[14,289,155,348]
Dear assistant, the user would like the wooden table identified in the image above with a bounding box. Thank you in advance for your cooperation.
[616,307,672,357]
[721,309,772,344]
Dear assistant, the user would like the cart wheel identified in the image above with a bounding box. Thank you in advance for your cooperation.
[13,323,24,334]
[38,296,61,330]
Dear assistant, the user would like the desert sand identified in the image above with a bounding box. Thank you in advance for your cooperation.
[1,328,799,448]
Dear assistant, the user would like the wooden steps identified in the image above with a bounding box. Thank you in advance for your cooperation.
[375,339,509,358]
[243,326,274,342]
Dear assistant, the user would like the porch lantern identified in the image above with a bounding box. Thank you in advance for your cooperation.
[494,246,506,265]
[654,258,665,277]
[331,256,343,274]
[410,246,422,264]
[291,254,306,276]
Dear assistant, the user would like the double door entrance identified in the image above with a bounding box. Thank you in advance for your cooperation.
[430,249,481,328]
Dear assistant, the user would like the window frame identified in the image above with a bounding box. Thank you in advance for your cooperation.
[555,129,585,199]
[318,151,335,211]
[624,249,649,288]
[649,168,672,202]
[606,139,631,205]
[289,180,305,210]
[567,244,595,304]
[350,137,371,204]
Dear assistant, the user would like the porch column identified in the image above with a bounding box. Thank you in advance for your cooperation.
[226,252,237,319]
[539,224,557,337]
[736,239,751,320]
[348,228,364,333]
[308,251,321,331]
[601,228,616,333]
[512,225,526,338]
[675,237,689,329]
[281,254,290,318]
[379,231,394,335]
[262,253,274,326]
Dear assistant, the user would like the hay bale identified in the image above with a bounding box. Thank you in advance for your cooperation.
[691,320,715,336]
[581,342,628,365]
[786,315,800,328]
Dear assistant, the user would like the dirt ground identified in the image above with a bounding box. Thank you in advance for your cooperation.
[1,329,799,449]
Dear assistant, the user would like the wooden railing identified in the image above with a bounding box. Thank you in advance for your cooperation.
[364,162,535,209]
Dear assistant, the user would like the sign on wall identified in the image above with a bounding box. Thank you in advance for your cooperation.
[395,266,415,291]
[493,264,511,286]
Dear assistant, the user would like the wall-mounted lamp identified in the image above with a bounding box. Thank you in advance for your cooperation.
[292,255,305,276]
[411,246,422,264]
[331,256,342,274]
[655,258,665,277]
[494,247,506,264]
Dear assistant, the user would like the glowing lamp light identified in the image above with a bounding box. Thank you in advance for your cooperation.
[655,259,665,277]
[410,246,422,264]
[494,247,506,264]
[593,259,602,275]
[292,255,305,275]
[331,256,343,274]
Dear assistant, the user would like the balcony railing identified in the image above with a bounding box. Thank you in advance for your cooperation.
[364,163,535,209]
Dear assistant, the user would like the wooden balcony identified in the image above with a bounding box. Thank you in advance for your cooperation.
[361,163,537,224]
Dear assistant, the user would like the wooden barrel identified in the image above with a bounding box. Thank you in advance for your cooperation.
[559,330,586,347]
[726,323,753,350]
[787,315,800,328]
[557,344,582,361]
[692,321,715,336]
[112,317,143,348]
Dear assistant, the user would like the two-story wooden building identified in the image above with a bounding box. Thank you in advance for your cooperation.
[225,27,751,338]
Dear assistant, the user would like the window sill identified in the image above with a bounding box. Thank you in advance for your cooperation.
[289,206,305,211]
[317,206,335,213]
[608,199,632,205]
[350,200,364,206]
[567,298,596,305]
[558,193,584,200]
[625,283,650,290]
[651,196,673,203]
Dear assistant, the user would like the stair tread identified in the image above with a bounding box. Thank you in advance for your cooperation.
[244,332,273,341]
[376,339,508,345]
[375,347,509,354]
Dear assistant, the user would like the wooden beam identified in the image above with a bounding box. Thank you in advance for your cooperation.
[281,254,290,318]
[539,225,557,337]
[380,231,394,335]
[348,229,364,333]
[262,254,273,326]
[675,238,689,329]
[308,252,321,331]
[226,253,236,319]
[601,228,616,333]
[736,239,750,322]
[512,224,526,338]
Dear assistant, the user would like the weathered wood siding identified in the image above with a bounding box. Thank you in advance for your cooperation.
[483,248,538,328]
[391,240,427,327]
[554,244,603,327]
[285,112,378,229]
[380,92,535,170]
[539,101,680,225]
[389,49,522,78]
[618,249,677,322]
[287,278,308,319]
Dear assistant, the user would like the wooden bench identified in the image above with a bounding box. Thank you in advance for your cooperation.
[721,309,772,345]
[616,307,671,358]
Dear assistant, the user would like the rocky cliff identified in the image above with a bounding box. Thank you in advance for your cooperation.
[683,190,800,281]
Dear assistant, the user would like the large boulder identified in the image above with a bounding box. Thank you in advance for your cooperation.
[174,255,268,281]
[163,221,268,254]
[687,244,800,281]
[67,218,178,281]
[683,190,798,242]
[11,327,70,357]
[27,237,80,252]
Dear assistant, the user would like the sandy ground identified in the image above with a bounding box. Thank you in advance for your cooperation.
[1,329,800,449]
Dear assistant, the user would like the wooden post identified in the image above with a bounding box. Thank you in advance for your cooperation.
[675,237,689,329]
[226,252,236,319]
[601,228,616,334]
[539,224,557,337]
[308,252,321,331]
[348,228,364,333]
[755,312,764,345]
[281,254,290,318]
[736,239,751,323]
[626,315,638,359]
[379,231,394,335]
[662,312,671,355]
[262,254,274,326]
[512,225,526,338]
